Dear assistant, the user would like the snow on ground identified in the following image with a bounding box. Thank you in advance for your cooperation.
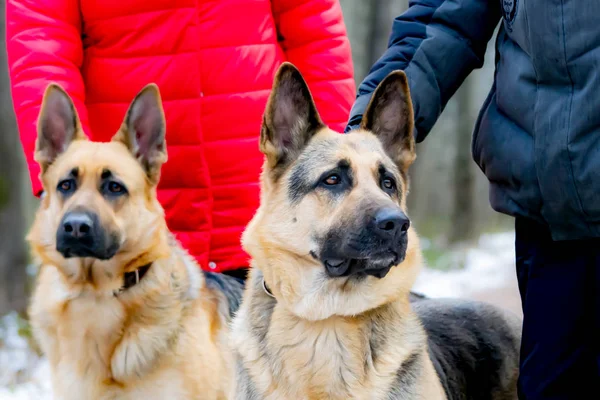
[0,231,520,399]
[0,313,52,400]
[414,231,522,317]
[414,231,516,298]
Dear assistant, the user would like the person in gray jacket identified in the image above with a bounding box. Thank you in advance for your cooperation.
[346,1,600,398]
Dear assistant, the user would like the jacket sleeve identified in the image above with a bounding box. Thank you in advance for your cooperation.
[346,0,500,141]
[7,0,90,196]
[273,0,355,133]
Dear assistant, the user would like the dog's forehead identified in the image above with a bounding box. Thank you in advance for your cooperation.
[50,141,144,182]
[301,129,395,172]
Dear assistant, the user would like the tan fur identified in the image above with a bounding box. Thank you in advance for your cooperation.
[231,64,447,399]
[27,84,233,399]
[245,129,422,321]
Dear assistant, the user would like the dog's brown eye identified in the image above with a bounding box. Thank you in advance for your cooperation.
[108,182,124,193]
[57,179,76,194]
[103,180,127,197]
[382,178,394,189]
[324,174,341,185]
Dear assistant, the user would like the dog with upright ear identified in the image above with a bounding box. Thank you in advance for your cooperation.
[360,70,416,173]
[231,65,521,400]
[260,62,325,177]
[113,84,168,185]
[35,84,87,173]
[26,82,242,400]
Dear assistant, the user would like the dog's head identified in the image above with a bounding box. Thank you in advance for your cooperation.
[243,63,422,320]
[28,84,170,288]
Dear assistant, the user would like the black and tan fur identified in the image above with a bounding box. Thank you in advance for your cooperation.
[230,63,521,400]
[27,84,242,399]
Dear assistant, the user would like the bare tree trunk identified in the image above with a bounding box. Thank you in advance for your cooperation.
[340,0,408,83]
[366,0,409,70]
[0,0,29,315]
[366,0,390,67]
[339,0,371,83]
[449,79,476,244]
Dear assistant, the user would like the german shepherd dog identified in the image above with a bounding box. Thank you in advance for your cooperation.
[26,84,242,399]
[231,63,522,400]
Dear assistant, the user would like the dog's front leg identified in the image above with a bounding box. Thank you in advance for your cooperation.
[232,357,263,400]
[110,293,183,383]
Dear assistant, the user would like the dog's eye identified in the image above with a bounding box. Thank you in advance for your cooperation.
[57,179,76,194]
[323,174,341,186]
[108,182,125,194]
[381,177,396,193]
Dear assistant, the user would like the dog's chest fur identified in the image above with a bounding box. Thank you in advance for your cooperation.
[29,261,225,400]
[233,287,442,400]
[270,310,370,398]
[30,268,115,355]
[30,266,124,398]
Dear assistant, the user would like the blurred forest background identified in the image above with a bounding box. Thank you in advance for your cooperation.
[0,0,510,317]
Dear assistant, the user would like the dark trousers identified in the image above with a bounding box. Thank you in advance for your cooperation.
[515,218,600,399]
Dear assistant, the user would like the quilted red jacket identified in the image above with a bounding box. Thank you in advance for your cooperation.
[7,0,355,272]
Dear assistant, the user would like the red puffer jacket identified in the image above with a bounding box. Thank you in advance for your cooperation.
[7,0,355,272]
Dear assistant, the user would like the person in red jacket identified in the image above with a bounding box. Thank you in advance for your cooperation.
[7,0,355,279]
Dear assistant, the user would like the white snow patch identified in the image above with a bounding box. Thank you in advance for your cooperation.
[414,231,516,298]
[0,313,52,400]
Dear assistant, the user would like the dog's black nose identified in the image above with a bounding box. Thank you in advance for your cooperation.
[56,211,118,260]
[374,208,410,238]
[62,212,93,239]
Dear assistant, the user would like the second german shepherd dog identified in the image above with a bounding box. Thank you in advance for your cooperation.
[231,63,522,400]
[26,84,242,399]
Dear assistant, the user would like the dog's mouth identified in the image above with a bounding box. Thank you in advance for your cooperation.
[56,233,121,261]
[58,242,119,261]
[323,250,404,279]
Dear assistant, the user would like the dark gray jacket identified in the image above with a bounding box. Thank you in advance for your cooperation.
[347,0,600,241]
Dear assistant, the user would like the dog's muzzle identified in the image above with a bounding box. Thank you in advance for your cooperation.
[321,207,410,279]
[56,211,119,260]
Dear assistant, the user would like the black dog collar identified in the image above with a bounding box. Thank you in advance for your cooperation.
[115,263,152,295]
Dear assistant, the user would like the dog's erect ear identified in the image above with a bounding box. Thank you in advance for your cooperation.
[113,84,167,184]
[261,62,325,175]
[360,70,416,171]
[35,84,86,172]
